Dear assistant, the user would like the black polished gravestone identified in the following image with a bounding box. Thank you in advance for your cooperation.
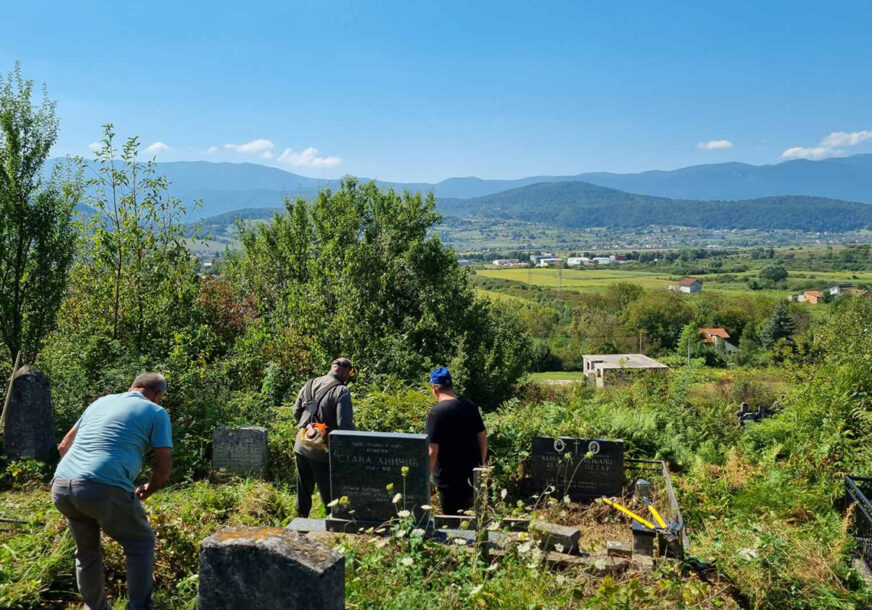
[530,436,624,501]
[328,431,430,523]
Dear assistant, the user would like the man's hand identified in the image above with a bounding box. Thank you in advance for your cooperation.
[136,447,173,501]
[135,483,154,501]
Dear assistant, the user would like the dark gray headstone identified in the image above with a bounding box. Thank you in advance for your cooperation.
[329,430,429,522]
[530,436,624,501]
[2,366,56,462]
[198,527,344,610]
[212,427,268,477]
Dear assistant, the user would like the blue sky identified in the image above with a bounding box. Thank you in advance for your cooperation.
[3,0,871,182]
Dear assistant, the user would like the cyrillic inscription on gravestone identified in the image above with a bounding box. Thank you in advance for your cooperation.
[212,427,268,477]
[531,436,624,501]
[329,430,429,522]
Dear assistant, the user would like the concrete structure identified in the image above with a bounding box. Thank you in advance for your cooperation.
[198,527,344,610]
[529,253,555,265]
[2,366,56,462]
[669,278,702,293]
[537,257,563,268]
[492,258,520,266]
[581,354,669,388]
[567,257,589,267]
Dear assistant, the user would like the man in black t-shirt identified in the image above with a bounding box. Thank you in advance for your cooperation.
[424,367,488,515]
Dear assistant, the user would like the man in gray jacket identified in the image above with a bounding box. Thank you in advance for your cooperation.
[293,358,355,517]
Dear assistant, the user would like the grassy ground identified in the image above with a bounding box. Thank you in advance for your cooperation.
[527,371,589,382]
[476,266,869,299]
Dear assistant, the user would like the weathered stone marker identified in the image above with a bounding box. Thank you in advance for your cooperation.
[2,366,56,462]
[530,436,624,501]
[531,520,581,554]
[212,427,268,477]
[198,527,344,610]
[328,430,429,523]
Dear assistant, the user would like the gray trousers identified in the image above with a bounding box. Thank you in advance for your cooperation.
[51,479,155,610]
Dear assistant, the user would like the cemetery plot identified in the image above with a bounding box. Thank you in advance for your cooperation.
[1,366,56,462]
[530,436,624,501]
[328,431,430,523]
[212,427,269,477]
[844,474,872,581]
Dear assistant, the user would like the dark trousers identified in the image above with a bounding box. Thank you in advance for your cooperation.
[295,453,332,518]
[438,484,474,515]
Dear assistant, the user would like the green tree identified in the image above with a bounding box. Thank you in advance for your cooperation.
[232,179,531,407]
[758,264,788,283]
[625,291,694,351]
[758,301,796,350]
[0,63,81,363]
[61,125,199,356]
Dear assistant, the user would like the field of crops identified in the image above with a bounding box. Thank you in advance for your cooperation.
[475,267,869,297]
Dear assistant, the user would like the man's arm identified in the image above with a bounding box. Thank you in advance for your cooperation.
[58,426,78,457]
[477,431,488,465]
[336,388,355,430]
[135,448,172,501]
[428,443,439,473]
[293,386,306,423]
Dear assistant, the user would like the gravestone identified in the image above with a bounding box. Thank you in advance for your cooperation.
[2,366,56,462]
[530,436,624,501]
[212,427,268,477]
[329,430,429,523]
[198,526,344,610]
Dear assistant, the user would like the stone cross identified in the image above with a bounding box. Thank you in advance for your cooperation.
[2,366,56,462]
[212,427,268,477]
[198,527,344,609]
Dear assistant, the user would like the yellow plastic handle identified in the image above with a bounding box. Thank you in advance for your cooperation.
[602,497,656,530]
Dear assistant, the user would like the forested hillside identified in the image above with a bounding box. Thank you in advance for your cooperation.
[438,181,872,231]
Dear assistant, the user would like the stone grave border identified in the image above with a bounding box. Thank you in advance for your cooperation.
[845,474,872,581]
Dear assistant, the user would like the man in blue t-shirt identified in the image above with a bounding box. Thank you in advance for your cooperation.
[52,373,173,610]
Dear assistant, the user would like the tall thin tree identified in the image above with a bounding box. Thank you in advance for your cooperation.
[0,62,81,364]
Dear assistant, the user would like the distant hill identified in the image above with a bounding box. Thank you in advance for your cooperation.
[576,155,872,203]
[437,181,872,232]
[50,153,872,219]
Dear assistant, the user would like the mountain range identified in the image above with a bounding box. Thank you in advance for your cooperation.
[53,152,872,221]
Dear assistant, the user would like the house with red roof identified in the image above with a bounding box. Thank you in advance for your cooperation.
[669,277,702,294]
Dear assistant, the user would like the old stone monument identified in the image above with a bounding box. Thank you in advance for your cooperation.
[2,366,56,462]
[212,427,268,477]
[531,436,624,501]
[198,527,344,610]
[328,430,430,523]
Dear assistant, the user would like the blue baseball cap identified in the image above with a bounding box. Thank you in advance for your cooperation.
[429,367,452,385]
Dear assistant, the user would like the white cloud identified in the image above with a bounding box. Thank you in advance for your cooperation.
[820,130,872,148]
[224,138,274,154]
[277,146,341,168]
[145,141,172,155]
[781,129,872,160]
[205,146,219,154]
[88,142,101,151]
[697,139,733,150]
[261,151,274,160]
